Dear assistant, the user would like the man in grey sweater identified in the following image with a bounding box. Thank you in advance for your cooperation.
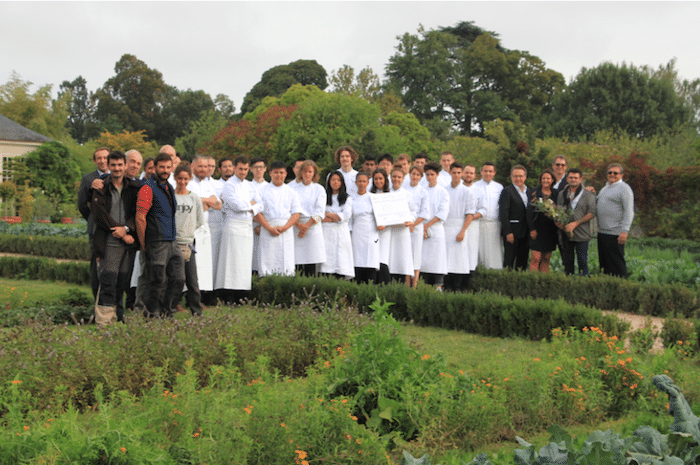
[557,169,596,276]
[596,163,634,277]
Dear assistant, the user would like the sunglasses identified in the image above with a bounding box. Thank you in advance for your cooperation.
[607,171,621,175]
[554,163,567,167]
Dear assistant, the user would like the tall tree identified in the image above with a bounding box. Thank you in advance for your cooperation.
[0,71,70,141]
[329,65,381,101]
[59,76,95,144]
[385,22,564,137]
[155,88,215,143]
[542,61,693,140]
[23,141,81,205]
[92,54,167,142]
[240,59,328,115]
[175,109,229,158]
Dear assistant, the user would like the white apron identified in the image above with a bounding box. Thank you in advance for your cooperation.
[130,250,141,287]
[444,217,471,274]
[216,219,253,290]
[410,223,424,271]
[294,217,326,265]
[466,219,480,271]
[259,219,296,277]
[321,221,355,277]
[378,227,391,266]
[209,216,224,283]
[193,224,213,291]
[388,224,413,276]
[421,221,447,274]
[478,219,503,270]
[351,214,379,269]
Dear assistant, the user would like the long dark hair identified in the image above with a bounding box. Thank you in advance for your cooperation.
[370,168,389,193]
[326,171,348,206]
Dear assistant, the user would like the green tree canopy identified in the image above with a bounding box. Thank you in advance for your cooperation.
[0,72,70,141]
[329,65,381,101]
[92,54,168,141]
[175,109,230,159]
[58,76,95,144]
[385,22,565,138]
[23,141,81,204]
[542,61,693,141]
[240,59,328,115]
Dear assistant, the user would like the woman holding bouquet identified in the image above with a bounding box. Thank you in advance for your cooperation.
[527,169,559,272]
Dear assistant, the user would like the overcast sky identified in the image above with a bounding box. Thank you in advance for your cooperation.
[2,1,699,111]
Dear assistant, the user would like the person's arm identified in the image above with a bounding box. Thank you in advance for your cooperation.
[456,214,474,242]
[135,185,152,251]
[77,174,93,221]
[619,184,635,244]
[278,213,301,233]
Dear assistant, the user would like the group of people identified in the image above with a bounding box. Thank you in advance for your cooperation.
[78,144,634,318]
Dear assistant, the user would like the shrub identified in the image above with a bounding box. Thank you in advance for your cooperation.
[0,233,89,260]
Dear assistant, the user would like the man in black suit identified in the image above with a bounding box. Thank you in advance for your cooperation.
[499,164,531,270]
[77,147,110,299]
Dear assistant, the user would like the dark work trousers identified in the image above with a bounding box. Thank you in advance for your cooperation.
[143,241,186,318]
[354,267,377,284]
[503,235,529,271]
[98,243,136,322]
[376,263,391,284]
[179,247,202,315]
[562,238,590,276]
[422,272,445,287]
[597,233,627,278]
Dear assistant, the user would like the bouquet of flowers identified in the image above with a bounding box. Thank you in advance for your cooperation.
[532,198,575,236]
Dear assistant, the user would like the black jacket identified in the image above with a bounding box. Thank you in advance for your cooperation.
[91,176,141,258]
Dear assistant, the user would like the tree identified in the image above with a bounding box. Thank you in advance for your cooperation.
[92,54,168,142]
[59,76,95,144]
[329,65,381,101]
[175,109,229,158]
[0,71,71,141]
[385,22,565,137]
[240,60,328,115]
[201,104,299,162]
[155,88,215,144]
[542,61,693,141]
[275,91,434,169]
[214,93,236,120]
[92,130,155,155]
[23,141,81,205]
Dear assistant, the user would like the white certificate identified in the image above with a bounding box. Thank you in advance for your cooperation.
[370,192,412,227]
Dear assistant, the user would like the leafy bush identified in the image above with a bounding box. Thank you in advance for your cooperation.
[661,317,696,355]
[0,301,368,413]
[253,275,628,340]
[0,220,86,237]
[472,268,698,318]
[0,233,89,260]
[0,256,89,284]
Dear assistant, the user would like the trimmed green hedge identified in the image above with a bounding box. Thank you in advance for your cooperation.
[471,268,699,318]
[252,275,629,340]
[0,233,89,261]
[0,256,89,284]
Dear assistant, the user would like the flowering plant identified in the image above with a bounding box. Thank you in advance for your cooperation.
[533,198,575,236]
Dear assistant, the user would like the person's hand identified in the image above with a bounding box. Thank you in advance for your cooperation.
[91,178,104,190]
[377,225,386,231]
[506,233,514,244]
[326,212,341,222]
[618,232,628,244]
[254,226,261,236]
[267,226,280,237]
[111,226,127,239]
[456,231,465,242]
[565,222,578,234]
[530,230,537,240]
[123,235,135,245]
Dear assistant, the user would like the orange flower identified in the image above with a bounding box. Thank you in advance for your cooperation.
[421,354,430,360]
[120,447,126,454]
[534,358,540,362]
[11,380,22,384]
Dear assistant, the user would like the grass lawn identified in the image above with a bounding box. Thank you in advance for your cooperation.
[0,277,91,308]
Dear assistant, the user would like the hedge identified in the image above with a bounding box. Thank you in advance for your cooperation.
[251,275,629,340]
[471,268,699,318]
[0,233,90,261]
[0,256,89,284]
